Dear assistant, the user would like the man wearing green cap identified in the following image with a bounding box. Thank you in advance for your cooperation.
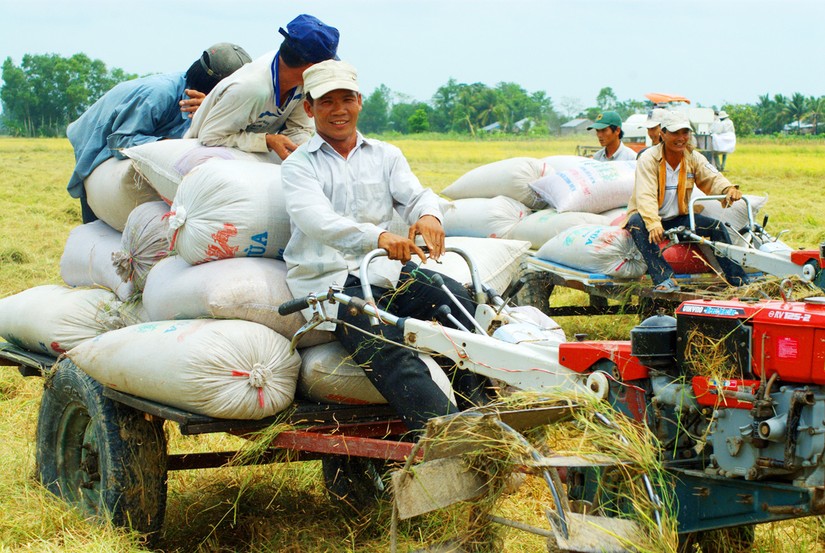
[588,110,638,162]
[66,42,251,223]
[187,14,340,161]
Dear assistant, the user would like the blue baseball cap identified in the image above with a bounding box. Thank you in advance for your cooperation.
[278,14,339,63]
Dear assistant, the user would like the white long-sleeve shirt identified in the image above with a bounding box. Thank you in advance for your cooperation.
[185,51,313,153]
[281,132,442,328]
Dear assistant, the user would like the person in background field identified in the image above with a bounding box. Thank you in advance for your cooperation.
[588,110,638,161]
[186,14,339,161]
[67,43,251,223]
[636,108,666,159]
[711,110,736,171]
[625,112,749,293]
[281,60,489,434]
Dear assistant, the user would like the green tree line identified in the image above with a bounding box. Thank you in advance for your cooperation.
[2,53,824,138]
[1,53,134,137]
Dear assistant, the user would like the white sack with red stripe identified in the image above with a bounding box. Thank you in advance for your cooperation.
[536,224,647,278]
[167,159,290,265]
[0,285,124,357]
[67,319,300,420]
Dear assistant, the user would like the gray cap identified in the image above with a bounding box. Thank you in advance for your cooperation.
[200,43,251,80]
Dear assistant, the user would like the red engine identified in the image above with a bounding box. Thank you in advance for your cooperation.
[676,297,825,384]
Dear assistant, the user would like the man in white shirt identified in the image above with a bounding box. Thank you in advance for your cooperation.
[186,14,339,160]
[281,60,488,433]
[588,110,638,161]
[710,110,736,171]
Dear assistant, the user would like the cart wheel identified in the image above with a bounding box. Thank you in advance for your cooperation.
[322,455,388,513]
[514,271,555,314]
[678,525,755,553]
[36,360,168,537]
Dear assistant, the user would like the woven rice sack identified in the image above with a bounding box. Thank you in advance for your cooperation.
[442,196,531,239]
[442,157,549,209]
[530,160,636,214]
[68,319,301,420]
[540,155,591,173]
[142,256,334,347]
[510,209,610,250]
[168,160,289,264]
[691,188,768,246]
[84,158,160,231]
[299,341,455,405]
[0,285,123,356]
[123,138,277,203]
[60,220,134,301]
[536,224,646,278]
[114,201,171,292]
[419,236,532,294]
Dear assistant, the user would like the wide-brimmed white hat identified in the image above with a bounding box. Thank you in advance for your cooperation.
[640,108,667,129]
[718,110,729,119]
[302,60,359,99]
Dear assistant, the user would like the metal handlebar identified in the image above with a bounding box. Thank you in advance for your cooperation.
[359,246,487,326]
[688,194,754,232]
[277,296,311,316]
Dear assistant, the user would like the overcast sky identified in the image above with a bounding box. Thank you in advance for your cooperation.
[2,0,822,113]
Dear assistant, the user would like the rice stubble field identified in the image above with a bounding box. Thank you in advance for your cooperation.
[1,135,825,552]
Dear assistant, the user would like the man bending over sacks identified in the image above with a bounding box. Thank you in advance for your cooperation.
[186,14,339,161]
[67,43,251,223]
[281,60,489,434]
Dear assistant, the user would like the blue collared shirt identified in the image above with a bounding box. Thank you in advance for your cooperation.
[66,72,190,198]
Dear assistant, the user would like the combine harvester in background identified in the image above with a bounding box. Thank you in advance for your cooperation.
[579,92,718,165]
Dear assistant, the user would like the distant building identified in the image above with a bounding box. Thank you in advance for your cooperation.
[783,121,815,135]
[480,121,502,133]
[560,118,592,135]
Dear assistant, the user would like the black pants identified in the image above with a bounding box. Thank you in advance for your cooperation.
[626,212,749,286]
[334,262,488,433]
[79,185,98,223]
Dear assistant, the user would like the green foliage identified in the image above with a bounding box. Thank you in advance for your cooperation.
[722,103,758,136]
[407,107,430,133]
[359,84,391,135]
[389,101,429,134]
[427,78,559,136]
[0,53,135,137]
[596,86,618,111]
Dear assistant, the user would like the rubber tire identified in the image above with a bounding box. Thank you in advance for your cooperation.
[321,455,387,514]
[678,525,756,553]
[36,360,168,536]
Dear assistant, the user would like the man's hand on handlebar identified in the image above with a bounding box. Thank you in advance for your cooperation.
[408,214,445,261]
[378,232,427,264]
[723,187,742,208]
[648,226,665,244]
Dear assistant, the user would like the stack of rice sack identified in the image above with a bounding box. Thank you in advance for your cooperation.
[0,140,299,420]
[440,156,635,277]
[1,139,534,419]
[529,162,769,279]
[440,156,630,249]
